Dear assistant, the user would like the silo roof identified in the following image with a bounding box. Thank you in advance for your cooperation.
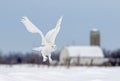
[91,28,99,32]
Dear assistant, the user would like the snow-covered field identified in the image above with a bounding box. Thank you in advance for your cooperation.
[0,65,120,81]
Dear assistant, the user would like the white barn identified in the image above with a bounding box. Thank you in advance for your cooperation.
[60,46,104,66]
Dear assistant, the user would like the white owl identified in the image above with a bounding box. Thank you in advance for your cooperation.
[21,16,63,62]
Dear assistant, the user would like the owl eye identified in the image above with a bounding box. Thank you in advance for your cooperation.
[51,46,54,48]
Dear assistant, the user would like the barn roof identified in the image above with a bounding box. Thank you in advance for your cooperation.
[65,46,104,57]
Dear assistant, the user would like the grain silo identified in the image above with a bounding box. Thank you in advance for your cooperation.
[90,28,100,46]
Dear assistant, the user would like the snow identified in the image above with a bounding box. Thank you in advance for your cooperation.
[0,65,120,81]
[66,46,104,57]
[91,28,99,32]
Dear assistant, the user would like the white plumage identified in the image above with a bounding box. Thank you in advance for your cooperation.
[21,16,63,62]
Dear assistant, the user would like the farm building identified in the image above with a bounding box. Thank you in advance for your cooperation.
[60,46,105,66]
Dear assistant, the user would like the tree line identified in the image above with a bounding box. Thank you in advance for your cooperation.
[0,51,60,65]
[0,48,120,66]
[103,49,120,66]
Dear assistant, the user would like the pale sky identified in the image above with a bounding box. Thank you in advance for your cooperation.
[0,0,120,53]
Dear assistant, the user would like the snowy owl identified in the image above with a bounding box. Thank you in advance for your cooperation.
[21,16,63,62]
